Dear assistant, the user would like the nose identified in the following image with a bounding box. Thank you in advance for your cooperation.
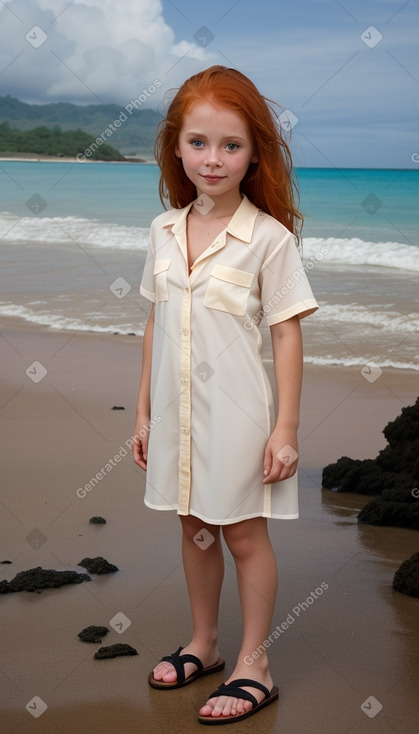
[204,147,222,167]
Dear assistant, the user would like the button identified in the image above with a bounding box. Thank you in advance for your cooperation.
[181,426,189,434]
[182,330,189,336]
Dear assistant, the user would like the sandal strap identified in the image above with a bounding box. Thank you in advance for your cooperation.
[160,646,203,685]
[207,678,270,709]
[227,678,270,697]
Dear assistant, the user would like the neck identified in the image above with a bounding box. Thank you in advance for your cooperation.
[194,189,243,219]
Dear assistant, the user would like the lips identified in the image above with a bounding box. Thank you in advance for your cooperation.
[200,174,225,182]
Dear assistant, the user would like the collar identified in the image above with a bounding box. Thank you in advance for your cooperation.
[162,194,259,244]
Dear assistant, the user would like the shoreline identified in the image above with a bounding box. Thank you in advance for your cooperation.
[0,153,156,163]
[1,313,418,376]
[2,315,418,463]
[0,155,416,170]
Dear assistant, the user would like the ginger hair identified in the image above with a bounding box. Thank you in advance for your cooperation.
[154,65,303,241]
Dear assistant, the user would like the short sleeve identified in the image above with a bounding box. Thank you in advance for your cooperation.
[259,233,318,326]
[140,230,156,303]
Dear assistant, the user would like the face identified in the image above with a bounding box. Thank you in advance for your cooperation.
[175,101,258,204]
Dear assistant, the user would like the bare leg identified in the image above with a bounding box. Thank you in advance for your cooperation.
[199,517,278,719]
[152,515,224,683]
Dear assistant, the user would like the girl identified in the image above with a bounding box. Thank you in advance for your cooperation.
[133,66,318,725]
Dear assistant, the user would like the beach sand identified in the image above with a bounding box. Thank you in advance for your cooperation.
[0,153,151,163]
[1,320,418,733]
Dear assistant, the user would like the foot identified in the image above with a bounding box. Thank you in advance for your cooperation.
[152,642,221,685]
[199,667,274,719]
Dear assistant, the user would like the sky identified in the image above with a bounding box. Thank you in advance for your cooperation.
[0,0,417,168]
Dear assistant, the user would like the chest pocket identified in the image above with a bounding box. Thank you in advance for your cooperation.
[204,264,254,316]
[153,259,171,301]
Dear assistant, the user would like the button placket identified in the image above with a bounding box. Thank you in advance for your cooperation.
[178,285,192,514]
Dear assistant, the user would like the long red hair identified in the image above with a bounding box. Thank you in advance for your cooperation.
[154,65,303,240]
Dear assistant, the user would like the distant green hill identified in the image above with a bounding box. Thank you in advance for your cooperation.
[0,95,161,158]
[0,122,125,160]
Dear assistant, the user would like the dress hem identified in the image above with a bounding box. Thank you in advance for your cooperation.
[144,499,299,524]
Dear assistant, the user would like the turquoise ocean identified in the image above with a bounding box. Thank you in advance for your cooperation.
[0,161,418,370]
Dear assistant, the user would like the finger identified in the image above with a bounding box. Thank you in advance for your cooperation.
[263,448,272,480]
[132,440,147,470]
[264,459,298,484]
[276,445,299,468]
[269,445,299,482]
[135,453,147,470]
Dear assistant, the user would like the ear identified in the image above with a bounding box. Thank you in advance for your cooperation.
[251,154,258,164]
[175,145,181,158]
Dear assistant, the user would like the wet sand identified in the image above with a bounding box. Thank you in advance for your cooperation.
[1,320,418,733]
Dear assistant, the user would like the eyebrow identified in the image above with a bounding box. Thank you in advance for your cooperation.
[185,131,247,141]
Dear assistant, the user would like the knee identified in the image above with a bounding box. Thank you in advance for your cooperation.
[222,524,253,562]
[222,518,269,562]
[180,515,220,544]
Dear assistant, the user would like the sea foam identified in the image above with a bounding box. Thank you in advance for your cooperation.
[303,236,419,272]
[0,212,150,251]
[1,211,418,270]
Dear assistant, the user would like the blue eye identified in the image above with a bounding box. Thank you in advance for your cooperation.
[226,143,239,151]
[191,139,204,148]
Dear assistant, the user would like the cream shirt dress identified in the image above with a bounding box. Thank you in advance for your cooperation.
[140,194,318,525]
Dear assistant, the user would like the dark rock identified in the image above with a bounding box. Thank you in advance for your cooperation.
[78,557,118,574]
[78,625,109,643]
[1,560,12,564]
[321,397,419,529]
[89,516,106,524]
[94,643,138,659]
[392,552,419,597]
[0,566,91,594]
[358,495,419,530]
[322,457,396,495]
[111,406,125,410]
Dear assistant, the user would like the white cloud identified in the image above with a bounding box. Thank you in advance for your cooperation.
[0,0,214,104]
[213,21,418,167]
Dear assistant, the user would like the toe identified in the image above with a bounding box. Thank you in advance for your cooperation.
[204,695,235,718]
[199,701,215,717]
[200,694,252,719]
[214,696,230,717]
[237,699,252,715]
[153,662,177,682]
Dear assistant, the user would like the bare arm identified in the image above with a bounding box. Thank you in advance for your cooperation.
[263,315,303,484]
[132,304,155,469]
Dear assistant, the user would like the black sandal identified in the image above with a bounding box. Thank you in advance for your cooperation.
[198,678,279,725]
[148,646,225,690]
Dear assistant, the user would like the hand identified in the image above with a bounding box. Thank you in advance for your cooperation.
[132,416,150,470]
[263,429,299,484]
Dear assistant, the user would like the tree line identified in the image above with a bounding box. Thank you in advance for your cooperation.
[0,122,125,160]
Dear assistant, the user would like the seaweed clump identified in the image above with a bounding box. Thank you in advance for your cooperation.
[78,557,118,574]
[78,626,109,643]
[94,643,138,659]
[0,566,91,594]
